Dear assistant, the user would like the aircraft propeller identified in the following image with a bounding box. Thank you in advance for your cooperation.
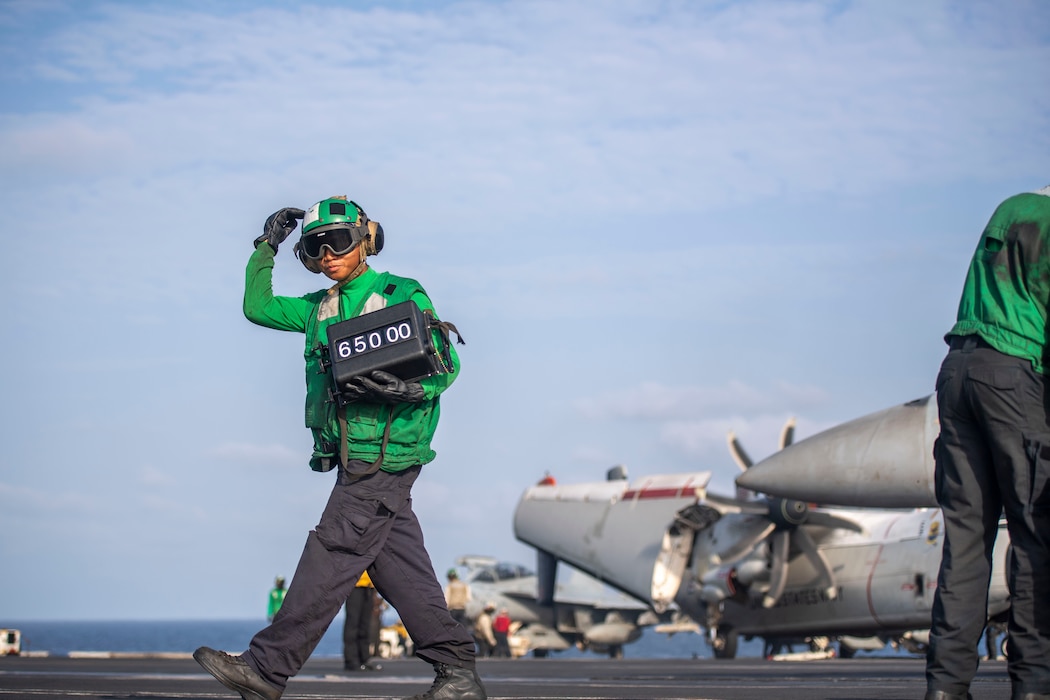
[727,417,796,471]
[716,418,859,608]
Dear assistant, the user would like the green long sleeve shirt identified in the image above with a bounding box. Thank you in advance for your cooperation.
[243,244,459,471]
[948,191,1050,374]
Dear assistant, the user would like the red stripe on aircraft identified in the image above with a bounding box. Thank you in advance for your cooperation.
[622,486,696,500]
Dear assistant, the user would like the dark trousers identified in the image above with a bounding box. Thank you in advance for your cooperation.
[343,586,373,668]
[244,465,476,691]
[475,637,493,658]
[926,340,1050,696]
[493,631,510,658]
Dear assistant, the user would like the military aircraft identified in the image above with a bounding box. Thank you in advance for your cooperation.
[512,397,1011,658]
[451,554,663,658]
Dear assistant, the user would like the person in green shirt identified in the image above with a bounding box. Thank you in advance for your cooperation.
[925,186,1050,700]
[194,197,484,700]
[266,576,286,622]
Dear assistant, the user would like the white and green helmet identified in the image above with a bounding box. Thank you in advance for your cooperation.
[294,196,384,272]
[303,196,366,234]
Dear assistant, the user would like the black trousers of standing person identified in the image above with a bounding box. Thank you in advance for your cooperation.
[926,336,1050,698]
[243,464,476,693]
[343,585,373,669]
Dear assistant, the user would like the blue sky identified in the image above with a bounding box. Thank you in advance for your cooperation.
[1,0,1047,621]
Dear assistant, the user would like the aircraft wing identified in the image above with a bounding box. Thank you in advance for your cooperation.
[552,567,650,611]
[514,471,712,611]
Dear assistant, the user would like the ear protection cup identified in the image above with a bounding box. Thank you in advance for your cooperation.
[365,220,384,256]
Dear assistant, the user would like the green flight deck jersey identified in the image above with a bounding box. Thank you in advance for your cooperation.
[243,244,459,472]
[267,585,285,621]
[947,191,1050,374]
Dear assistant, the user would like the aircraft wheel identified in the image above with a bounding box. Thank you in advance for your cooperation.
[532,649,549,658]
[608,644,623,659]
[838,641,855,659]
[713,626,738,659]
[1000,636,1008,660]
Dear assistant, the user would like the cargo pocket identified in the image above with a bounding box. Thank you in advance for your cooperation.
[1026,439,1050,516]
[345,403,382,443]
[967,365,1025,425]
[314,487,393,555]
[932,435,949,507]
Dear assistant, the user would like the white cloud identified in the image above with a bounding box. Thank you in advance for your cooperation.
[3,0,1046,216]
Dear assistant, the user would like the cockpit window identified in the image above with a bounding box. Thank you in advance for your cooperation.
[466,561,536,582]
[494,563,534,580]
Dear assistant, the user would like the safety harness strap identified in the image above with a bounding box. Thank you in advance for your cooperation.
[339,404,395,480]
[424,310,465,373]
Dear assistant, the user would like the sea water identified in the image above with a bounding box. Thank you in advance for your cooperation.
[3,619,758,659]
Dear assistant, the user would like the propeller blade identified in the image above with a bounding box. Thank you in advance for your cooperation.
[805,510,864,533]
[762,530,791,608]
[793,528,837,600]
[727,430,754,472]
[779,417,797,450]
[713,520,776,565]
[703,492,769,516]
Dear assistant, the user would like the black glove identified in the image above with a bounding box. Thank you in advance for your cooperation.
[255,207,305,252]
[338,378,373,403]
[349,370,426,404]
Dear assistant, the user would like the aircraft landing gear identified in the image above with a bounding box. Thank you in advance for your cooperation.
[712,626,738,659]
[608,645,624,659]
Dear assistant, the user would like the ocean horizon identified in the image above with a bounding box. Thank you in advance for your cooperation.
[2,619,754,659]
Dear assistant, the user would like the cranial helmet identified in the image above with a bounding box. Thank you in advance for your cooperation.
[294,196,384,273]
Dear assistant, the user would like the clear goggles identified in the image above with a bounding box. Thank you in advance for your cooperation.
[298,226,365,260]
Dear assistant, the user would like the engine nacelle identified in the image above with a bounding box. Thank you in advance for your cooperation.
[584,622,642,647]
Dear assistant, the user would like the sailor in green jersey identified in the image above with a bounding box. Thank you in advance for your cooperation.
[266,576,285,622]
[925,186,1050,700]
[195,197,484,700]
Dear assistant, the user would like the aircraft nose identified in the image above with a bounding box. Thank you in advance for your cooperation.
[735,395,939,509]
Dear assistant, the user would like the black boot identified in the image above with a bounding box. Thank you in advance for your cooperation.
[193,646,282,700]
[404,663,486,700]
[924,690,972,700]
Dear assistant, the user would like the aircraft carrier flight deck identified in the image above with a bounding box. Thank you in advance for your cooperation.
[0,653,1013,700]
